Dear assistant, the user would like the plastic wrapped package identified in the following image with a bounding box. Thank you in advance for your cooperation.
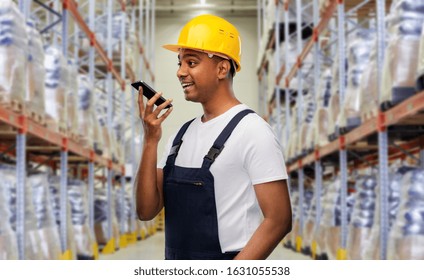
[327,52,347,139]
[92,111,103,155]
[44,46,69,131]
[0,0,28,105]
[77,74,94,148]
[388,168,424,259]
[286,106,298,163]
[366,164,415,259]
[67,179,96,259]
[94,187,120,251]
[381,0,424,110]
[25,20,45,117]
[114,187,132,235]
[66,61,79,136]
[321,177,356,260]
[347,174,378,259]
[27,173,61,259]
[48,176,77,260]
[313,107,330,148]
[338,28,375,134]
[0,164,43,259]
[359,43,379,122]
[94,89,113,159]
[311,183,329,259]
[299,188,314,255]
[417,20,424,91]
[327,94,340,141]
[299,122,312,156]
[126,32,140,75]
[0,165,18,260]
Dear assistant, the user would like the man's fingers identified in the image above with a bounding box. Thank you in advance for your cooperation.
[138,86,145,118]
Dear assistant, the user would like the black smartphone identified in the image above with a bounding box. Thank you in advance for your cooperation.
[131,80,172,109]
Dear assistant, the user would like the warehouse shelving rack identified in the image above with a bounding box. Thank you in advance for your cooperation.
[257,0,424,260]
[0,0,156,259]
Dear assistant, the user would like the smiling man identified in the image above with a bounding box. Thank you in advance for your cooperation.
[135,14,292,260]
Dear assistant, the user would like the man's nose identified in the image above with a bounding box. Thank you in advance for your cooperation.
[177,64,187,79]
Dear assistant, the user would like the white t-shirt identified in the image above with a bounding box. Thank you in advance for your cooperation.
[158,104,288,253]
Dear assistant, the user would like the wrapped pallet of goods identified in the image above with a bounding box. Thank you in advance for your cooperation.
[347,172,378,259]
[417,14,424,90]
[25,19,46,124]
[67,180,96,259]
[0,165,18,260]
[77,74,95,149]
[388,167,424,259]
[66,61,79,140]
[365,163,413,259]
[94,89,113,159]
[380,0,424,110]
[114,186,132,237]
[48,176,77,260]
[299,188,314,256]
[312,68,332,148]
[28,173,61,259]
[44,46,69,133]
[94,187,120,251]
[327,53,345,141]
[337,28,375,134]
[311,182,329,259]
[0,0,27,111]
[359,41,379,122]
[321,176,356,260]
[0,164,43,259]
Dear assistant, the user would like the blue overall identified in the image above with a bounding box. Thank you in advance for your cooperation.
[163,109,254,260]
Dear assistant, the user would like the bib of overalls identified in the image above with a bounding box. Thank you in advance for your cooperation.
[163,109,254,260]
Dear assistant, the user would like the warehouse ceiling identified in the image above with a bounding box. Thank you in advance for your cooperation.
[155,0,258,18]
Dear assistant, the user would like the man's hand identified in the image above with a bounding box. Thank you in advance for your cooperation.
[138,86,173,143]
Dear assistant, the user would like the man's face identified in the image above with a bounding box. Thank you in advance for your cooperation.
[176,49,221,103]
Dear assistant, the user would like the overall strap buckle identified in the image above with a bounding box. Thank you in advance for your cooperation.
[204,145,225,163]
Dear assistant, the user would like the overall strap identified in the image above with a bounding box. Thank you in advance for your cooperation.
[202,109,255,169]
[166,118,195,166]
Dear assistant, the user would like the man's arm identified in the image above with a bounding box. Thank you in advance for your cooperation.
[135,88,173,221]
[234,179,292,260]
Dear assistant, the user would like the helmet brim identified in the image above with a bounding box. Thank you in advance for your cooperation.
[162,44,241,72]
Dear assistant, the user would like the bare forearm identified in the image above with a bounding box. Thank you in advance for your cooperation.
[135,140,163,220]
[234,218,291,260]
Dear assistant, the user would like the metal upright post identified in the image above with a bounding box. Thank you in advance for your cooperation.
[88,0,96,242]
[337,0,348,260]
[295,0,305,253]
[151,0,156,79]
[376,0,389,260]
[105,0,114,252]
[312,0,322,260]
[106,168,113,246]
[146,0,150,79]
[16,132,26,260]
[119,3,127,240]
[59,1,70,258]
[88,161,95,235]
[274,1,282,143]
[284,2,291,154]
[16,0,29,261]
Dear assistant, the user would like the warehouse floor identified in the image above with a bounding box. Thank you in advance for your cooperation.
[99,231,311,260]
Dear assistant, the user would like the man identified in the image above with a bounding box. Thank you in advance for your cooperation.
[135,14,292,260]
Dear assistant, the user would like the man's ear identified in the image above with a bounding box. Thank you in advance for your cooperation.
[217,60,231,79]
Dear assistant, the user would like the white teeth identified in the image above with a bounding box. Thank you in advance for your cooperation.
[181,83,193,88]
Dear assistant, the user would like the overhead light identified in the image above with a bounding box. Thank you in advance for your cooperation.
[200,0,206,6]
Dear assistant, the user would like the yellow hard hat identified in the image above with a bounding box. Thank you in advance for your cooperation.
[162,14,242,72]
